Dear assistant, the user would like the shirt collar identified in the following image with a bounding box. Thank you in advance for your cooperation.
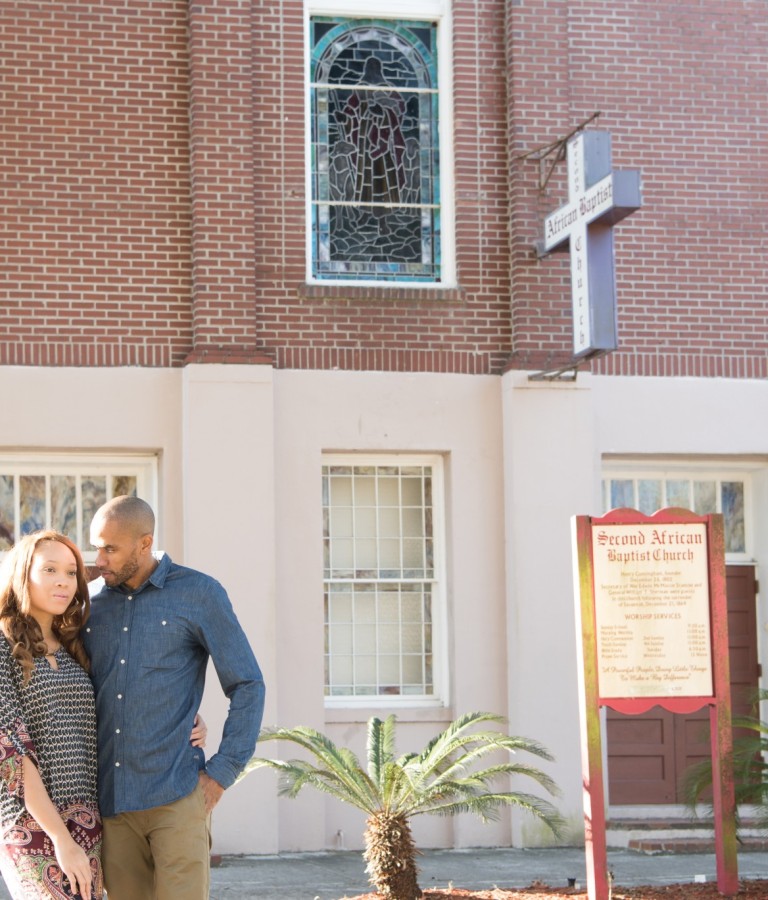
[116,551,171,595]
[147,551,171,588]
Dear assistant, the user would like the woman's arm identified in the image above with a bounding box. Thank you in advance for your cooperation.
[22,757,93,898]
[191,712,207,748]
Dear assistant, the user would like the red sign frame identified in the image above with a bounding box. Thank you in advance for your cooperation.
[572,507,738,899]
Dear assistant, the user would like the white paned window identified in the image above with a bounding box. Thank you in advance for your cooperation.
[602,463,751,561]
[322,455,445,706]
[0,454,157,561]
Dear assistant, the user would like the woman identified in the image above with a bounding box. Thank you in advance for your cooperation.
[0,529,100,897]
[0,530,210,899]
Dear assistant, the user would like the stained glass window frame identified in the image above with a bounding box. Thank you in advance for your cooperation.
[0,453,157,561]
[322,453,447,708]
[308,12,447,285]
[601,463,753,561]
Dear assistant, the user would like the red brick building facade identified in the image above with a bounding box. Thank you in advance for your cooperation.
[1,0,766,856]
[4,1,764,375]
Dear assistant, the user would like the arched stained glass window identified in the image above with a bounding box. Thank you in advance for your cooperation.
[310,18,440,282]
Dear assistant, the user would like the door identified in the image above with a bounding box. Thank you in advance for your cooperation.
[606,565,759,804]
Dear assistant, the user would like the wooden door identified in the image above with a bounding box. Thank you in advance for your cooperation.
[606,565,759,805]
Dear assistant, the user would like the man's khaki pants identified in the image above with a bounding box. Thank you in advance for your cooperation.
[102,783,211,900]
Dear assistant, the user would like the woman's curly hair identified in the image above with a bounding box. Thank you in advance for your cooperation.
[0,530,91,684]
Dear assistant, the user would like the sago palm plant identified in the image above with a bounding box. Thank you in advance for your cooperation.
[243,711,564,900]
[682,689,768,835]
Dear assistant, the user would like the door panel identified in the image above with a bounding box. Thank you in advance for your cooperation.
[607,565,758,804]
[606,709,676,803]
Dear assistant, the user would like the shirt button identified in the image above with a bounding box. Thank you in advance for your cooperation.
[117,694,123,699]
[127,595,133,601]
[123,627,128,632]
[120,659,126,664]
[115,729,121,734]
[115,762,120,767]
[86,627,91,633]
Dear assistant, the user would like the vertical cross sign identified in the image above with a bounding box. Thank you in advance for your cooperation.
[540,130,642,358]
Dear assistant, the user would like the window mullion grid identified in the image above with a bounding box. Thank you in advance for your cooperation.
[373,467,381,577]
[76,476,83,551]
[13,474,20,544]
[373,469,381,696]
[374,582,381,696]
[44,473,51,530]
[395,469,402,581]
[397,472,406,693]
[324,460,439,701]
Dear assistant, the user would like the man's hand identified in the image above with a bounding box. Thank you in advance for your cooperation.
[198,770,225,815]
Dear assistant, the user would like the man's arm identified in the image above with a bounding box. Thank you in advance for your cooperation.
[197,580,266,804]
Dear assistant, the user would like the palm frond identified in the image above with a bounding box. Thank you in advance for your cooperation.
[436,761,558,797]
[403,714,502,790]
[407,714,551,787]
[422,790,566,837]
[408,733,555,789]
[378,760,418,811]
[245,757,375,809]
[367,715,397,789]
[250,725,380,810]
[416,712,506,766]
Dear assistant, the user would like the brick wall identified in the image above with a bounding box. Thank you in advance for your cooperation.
[508,0,768,378]
[1,1,765,376]
[0,1,194,367]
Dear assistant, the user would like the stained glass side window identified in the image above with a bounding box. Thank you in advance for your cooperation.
[311,18,440,282]
[602,472,748,557]
[0,461,147,558]
[721,482,745,553]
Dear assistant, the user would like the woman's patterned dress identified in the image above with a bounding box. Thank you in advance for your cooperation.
[0,636,102,898]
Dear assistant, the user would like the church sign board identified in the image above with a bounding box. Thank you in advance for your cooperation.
[571,508,738,900]
[592,519,713,698]
[539,130,642,359]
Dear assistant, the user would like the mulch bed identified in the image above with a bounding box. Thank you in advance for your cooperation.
[342,878,768,899]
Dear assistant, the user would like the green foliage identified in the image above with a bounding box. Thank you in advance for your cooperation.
[681,689,768,834]
[243,710,565,835]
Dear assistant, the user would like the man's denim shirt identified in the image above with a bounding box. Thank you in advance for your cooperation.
[83,553,265,818]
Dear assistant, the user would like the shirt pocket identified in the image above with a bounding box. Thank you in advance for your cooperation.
[139,618,195,670]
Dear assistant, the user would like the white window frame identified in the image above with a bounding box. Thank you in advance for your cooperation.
[323,452,447,709]
[601,458,755,563]
[305,0,456,288]
[0,452,158,563]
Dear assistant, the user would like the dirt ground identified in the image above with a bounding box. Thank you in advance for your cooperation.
[344,879,768,899]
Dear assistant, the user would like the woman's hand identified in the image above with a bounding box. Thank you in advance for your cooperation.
[22,758,93,897]
[52,833,93,899]
[190,712,207,748]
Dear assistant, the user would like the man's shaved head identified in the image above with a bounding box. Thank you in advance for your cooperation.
[94,495,155,539]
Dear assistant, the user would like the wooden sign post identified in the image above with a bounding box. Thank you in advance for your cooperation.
[571,507,738,899]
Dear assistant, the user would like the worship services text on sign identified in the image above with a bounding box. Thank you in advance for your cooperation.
[539,130,642,359]
[591,521,713,698]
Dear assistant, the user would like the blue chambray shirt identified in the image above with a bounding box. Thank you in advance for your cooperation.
[83,553,265,818]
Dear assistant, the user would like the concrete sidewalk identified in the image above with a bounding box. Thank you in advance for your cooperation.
[2,845,763,898]
[208,846,768,899]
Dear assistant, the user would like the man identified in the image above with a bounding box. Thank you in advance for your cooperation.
[84,496,265,900]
